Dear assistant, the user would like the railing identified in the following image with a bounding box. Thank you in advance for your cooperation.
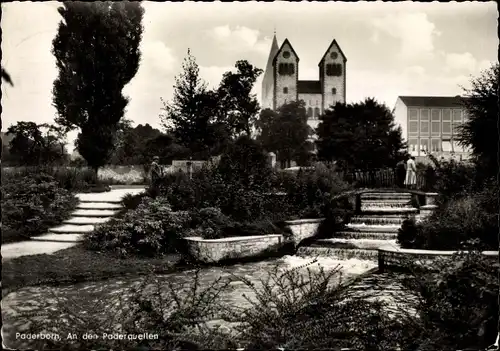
[333,168,427,190]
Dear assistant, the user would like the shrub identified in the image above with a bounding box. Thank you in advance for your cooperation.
[397,252,499,350]
[1,173,78,243]
[397,184,498,250]
[84,197,192,257]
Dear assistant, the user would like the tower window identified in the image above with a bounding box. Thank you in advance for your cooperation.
[283,51,291,58]
[307,107,313,117]
[332,88,337,95]
[314,107,320,118]
[278,63,295,75]
[330,52,338,59]
[326,63,342,76]
[283,87,288,94]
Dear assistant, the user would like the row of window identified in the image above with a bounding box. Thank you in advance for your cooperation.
[409,108,465,122]
[307,107,321,119]
[281,88,337,94]
[409,120,462,136]
[326,63,342,77]
[408,138,470,154]
[278,63,295,76]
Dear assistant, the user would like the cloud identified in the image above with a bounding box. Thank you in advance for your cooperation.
[139,40,177,73]
[444,52,477,72]
[207,25,271,55]
[372,12,439,60]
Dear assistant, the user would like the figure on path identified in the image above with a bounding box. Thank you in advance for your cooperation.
[150,156,162,196]
[404,156,417,189]
[396,157,407,188]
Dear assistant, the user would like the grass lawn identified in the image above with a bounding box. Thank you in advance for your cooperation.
[2,244,182,297]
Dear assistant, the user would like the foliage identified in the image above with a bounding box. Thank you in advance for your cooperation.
[397,182,498,250]
[397,252,499,350]
[5,122,68,166]
[1,66,14,86]
[257,101,313,168]
[52,1,144,171]
[84,197,192,257]
[217,60,263,137]
[316,98,406,170]
[160,50,229,159]
[457,63,499,178]
[1,173,78,243]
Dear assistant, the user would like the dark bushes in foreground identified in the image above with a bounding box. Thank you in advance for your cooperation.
[2,173,78,243]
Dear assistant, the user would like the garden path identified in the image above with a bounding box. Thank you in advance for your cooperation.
[1,188,145,261]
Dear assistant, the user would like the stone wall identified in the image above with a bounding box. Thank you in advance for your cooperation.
[378,247,498,272]
[184,235,284,263]
[284,218,324,246]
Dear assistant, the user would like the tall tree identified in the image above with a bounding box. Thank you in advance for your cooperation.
[160,50,228,159]
[52,1,144,173]
[457,63,499,177]
[217,60,263,137]
[316,98,406,170]
[256,101,312,168]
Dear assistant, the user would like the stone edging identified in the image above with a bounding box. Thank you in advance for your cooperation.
[378,246,498,271]
[184,234,284,243]
[284,218,324,225]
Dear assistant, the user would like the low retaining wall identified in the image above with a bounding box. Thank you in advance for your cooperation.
[184,235,284,263]
[284,218,324,246]
[378,246,498,272]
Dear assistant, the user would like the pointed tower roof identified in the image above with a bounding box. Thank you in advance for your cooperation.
[264,34,279,74]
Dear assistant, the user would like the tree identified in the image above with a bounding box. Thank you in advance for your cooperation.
[5,122,68,165]
[52,1,144,173]
[1,67,13,87]
[160,50,226,159]
[457,63,499,177]
[316,98,406,170]
[217,60,263,137]
[256,101,312,168]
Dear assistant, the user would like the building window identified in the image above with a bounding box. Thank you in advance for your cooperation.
[442,109,451,135]
[326,63,342,76]
[278,63,295,75]
[307,107,313,117]
[452,140,463,153]
[332,88,337,95]
[314,107,320,118]
[330,52,338,59]
[409,121,418,135]
[431,139,441,152]
[420,109,429,135]
[442,138,452,152]
[453,109,462,122]
[283,87,288,94]
[431,109,440,136]
[283,51,290,59]
[420,138,429,156]
[316,100,319,106]
[408,139,418,156]
[409,108,418,121]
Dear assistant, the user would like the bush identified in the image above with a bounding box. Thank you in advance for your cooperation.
[1,173,78,243]
[84,197,192,257]
[397,252,499,350]
[397,183,498,250]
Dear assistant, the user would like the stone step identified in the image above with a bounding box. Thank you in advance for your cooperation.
[361,195,412,201]
[77,202,122,210]
[334,231,398,240]
[79,199,123,204]
[361,208,418,215]
[296,246,379,260]
[361,198,411,204]
[30,233,84,243]
[345,223,400,232]
[72,209,119,217]
[361,202,411,208]
[49,224,95,234]
[63,217,112,225]
[350,216,404,225]
[313,238,398,250]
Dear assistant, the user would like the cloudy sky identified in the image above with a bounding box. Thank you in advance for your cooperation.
[1,1,497,148]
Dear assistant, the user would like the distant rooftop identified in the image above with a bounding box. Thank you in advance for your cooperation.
[399,95,468,108]
[298,80,322,94]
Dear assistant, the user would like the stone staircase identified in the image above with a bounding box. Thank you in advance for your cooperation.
[29,189,144,244]
[298,191,416,260]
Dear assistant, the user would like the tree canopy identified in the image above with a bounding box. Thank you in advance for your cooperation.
[52,1,144,171]
[316,98,406,170]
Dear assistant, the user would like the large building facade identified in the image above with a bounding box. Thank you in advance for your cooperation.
[393,96,472,162]
[261,35,347,132]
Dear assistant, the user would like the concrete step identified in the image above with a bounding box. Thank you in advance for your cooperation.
[72,209,119,217]
[63,217,112,225]
[361,198,411,204]
[334,231,398,240]
[30,233,84,243]
[79,199,122,204]
[77,202,122,210]
[345,223,400,232]
[361,208,418,215]
[361,202,411,208]
[49,224,95,234]
[313,238,398,250]
[361,193,412,200]
[350,216,404,225]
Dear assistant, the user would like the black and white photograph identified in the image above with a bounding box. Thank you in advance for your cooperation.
[1,1,498,350]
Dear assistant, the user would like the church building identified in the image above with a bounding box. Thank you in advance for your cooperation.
[261,34,347,132]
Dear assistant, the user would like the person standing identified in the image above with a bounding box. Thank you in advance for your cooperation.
[396,158,407,188]
[150,156,162,196]
[404,156,417,189]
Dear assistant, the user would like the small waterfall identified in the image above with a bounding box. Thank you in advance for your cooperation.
[296,246,379,260]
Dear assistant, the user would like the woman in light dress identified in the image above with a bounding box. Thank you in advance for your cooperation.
[404,156,417,189]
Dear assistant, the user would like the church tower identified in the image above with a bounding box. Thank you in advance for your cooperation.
[261,34,279,110]
[272,38,299,110]
[318,39,347,112]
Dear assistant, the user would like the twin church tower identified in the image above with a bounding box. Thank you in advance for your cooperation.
[261,34,347,130]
